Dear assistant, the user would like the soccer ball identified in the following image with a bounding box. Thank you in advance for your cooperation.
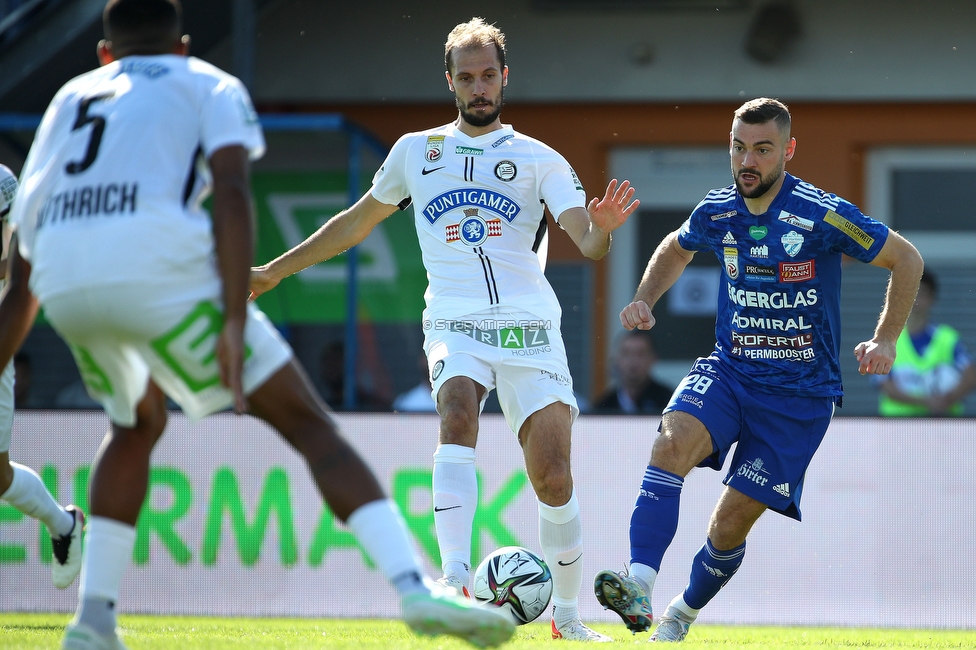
[473,546,553,625]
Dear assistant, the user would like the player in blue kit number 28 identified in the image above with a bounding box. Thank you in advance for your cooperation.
[593,98,923,642]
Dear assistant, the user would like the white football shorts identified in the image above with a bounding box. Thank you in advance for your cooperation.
[0,359,14,452]
[424,309,579,435]
[42,284,292,427]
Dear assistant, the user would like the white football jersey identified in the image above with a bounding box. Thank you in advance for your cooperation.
[370,122,586,324]
[11,55,264,304]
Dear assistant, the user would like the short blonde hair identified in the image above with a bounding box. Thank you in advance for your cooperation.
[444,17,506,75]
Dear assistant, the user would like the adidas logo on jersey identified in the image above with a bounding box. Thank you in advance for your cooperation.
[772,483,791,497]
[722,231,737,245]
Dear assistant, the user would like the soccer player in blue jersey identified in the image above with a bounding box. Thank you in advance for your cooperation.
[593,98,924,642]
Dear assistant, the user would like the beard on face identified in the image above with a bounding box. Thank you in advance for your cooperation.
[734,166,782,199]
[457,91,504,128]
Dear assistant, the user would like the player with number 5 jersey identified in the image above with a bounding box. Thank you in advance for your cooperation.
[250,17,640,642]
[0,2,516,649]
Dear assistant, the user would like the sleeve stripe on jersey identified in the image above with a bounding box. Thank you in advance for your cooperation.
[476,246,500,305]
[182,145,202,208]
[531,214,547,253]
[791,182,841,211]
[692,186,736,212]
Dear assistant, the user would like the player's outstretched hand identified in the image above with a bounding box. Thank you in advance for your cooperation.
[854,338,896,375]
[620,300,655,331]
[216,319,248,414]
[249,265,279,301]
[587,179,640,233]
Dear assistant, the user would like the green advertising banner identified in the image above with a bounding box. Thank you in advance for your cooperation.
[250,172,427,324]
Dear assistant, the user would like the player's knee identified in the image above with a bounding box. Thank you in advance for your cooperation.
[527,457,572,504]
[437,401,478,445]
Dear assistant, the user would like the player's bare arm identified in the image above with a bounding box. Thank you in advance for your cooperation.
[560,179,639,260]
[854,229,924,375]
[0,234,40,371]
[249,192,397,299]
[621,230,695,331]
[210,145,254,413]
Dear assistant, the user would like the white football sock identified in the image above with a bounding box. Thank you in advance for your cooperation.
[432,443,477,580]
[346,498,427,596]
[539,490,582,627]
[79,516,136,603]
[628,562,658,596]
[77,515,136,633]
[1,462,73,536]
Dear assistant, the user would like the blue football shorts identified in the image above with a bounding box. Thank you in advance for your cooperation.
[664,355,835,520]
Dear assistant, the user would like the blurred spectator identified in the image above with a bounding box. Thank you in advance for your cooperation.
[13,351,36,409]
[593,330,673,414]
[55,379,101,409]
[319,340,391,411]
[877,269,976,416]
[393,352,436,413]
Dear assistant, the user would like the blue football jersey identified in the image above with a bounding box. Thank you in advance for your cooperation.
[677,172,889,398]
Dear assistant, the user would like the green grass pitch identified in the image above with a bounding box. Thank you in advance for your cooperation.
[2,613,975,648]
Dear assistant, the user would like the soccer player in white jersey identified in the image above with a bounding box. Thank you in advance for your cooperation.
[0,164,85,591]
[250,17,639,642]
[0,2,514,649]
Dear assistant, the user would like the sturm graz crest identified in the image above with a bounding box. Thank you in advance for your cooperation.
[494,160,517,181]
[459,208,489,246]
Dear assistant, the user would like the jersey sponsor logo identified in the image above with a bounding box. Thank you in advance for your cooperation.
[781,231,804,257]
[421,165,445,175]
[445,209,502,246]
[447,320,552,355]
[727,286,819,309]
[824,209,875,249]
[724,246,739,280]
[777,210,814,231]
[494,160,517,181]
[422,188,521,224]
[425,136,445,162]
[679,394,704,409]
[569,167,584,191]
[491,134,514,148]
[735,458,769,487]
[749,225,768,240]
[117,59,170,78]
[37,183,138,229]
[731,331,813,349]
[539,369,572,386]
[455,145,483,156]
[779,260,815,283]
[739,347,816,361]
[722,231,737,245]
[710,210,737,221]
[730,312,813,331]
[749,244,769,259]
[744,264,776,282]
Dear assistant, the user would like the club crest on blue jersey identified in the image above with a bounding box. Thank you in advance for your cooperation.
[422,188,521,224]
[781,231,804,257]
[446,208,502,245]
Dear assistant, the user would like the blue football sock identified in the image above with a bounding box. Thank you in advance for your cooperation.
[630,466,684,571]
[683,538,746,610]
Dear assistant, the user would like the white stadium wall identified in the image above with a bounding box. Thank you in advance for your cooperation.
[3,412,974,628]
